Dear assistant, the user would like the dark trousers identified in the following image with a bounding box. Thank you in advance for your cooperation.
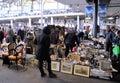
[0,39,3,44]
[106,42,112,57]
[38,56,52,75]
[65,44,73,57]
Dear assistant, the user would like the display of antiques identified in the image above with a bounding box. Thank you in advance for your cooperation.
[50,39,115,79]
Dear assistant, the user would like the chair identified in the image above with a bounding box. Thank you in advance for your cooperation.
[8,44,24,70]
[8,42,16,55]
[2,45,9,65]
[2,42,17,65]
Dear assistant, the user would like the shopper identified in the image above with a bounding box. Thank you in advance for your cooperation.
[111,26,116,36]
[111,26,116,45]
[113,30,120,46]
[77,31,84,41]
[6,25,15,43]
[25,31,34,54]
[17,27,25,41]
[51,27,59,44]
[3,28,6,38]
[0,27,4,44]
[112,30,120,69]
[105,26,114,57]
[111,30,120,81]
[34,26,57,78]
[64,30,79,57]
[84,26,90,40]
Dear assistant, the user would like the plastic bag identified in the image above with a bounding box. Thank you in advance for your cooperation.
[113,45,120,56]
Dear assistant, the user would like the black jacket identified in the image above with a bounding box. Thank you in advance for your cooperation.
[64,32,79,46]
[105,30,115,44]
[18,29,25,40]
[35,27,51,59]
[0,31,4,40]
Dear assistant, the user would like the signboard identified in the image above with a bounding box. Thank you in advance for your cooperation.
[85,6,93,19]
[98,4,107,17]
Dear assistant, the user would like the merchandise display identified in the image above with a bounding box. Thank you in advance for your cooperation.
[50,39,115,79]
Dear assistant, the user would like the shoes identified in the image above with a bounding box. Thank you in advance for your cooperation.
[41,73,46,77]
[41,73,57,78]
[49,73,57,78]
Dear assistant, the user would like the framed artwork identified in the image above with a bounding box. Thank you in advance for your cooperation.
[51,61,60,71]
[60,62,73,74]
[73,65,90,77]
[99,60,112,70]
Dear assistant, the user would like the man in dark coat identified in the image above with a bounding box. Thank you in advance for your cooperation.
[17,27,25,41]
[105,26,115,57]
[34,26,56,78]
[64,31,79,57]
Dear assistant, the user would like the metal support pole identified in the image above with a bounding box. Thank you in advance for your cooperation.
[40,0,44,29]
[28,18,31,28]
[21,0,23,13]
[93,0,98,38]
[51,17,53,25]
[10,20,13,27]
[57,2,59,10]
[77,15,80,30]
[57,2,60,13]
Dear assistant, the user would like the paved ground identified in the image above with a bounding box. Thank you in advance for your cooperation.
[0,59,119,83]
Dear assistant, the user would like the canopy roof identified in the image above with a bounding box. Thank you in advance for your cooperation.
[0,0,119,18]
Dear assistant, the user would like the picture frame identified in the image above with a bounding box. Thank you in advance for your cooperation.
[60,62,73,74]
[73,65,90,77]
[99,60,112,70]
[51,61,60,71]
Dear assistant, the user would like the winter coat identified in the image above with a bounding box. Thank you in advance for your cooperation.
[0,31,4,40]
[6,28,14,38]
[18,29,25,41]
[105,30,114,44]
[64,32,79,47]
[35,27,51,59]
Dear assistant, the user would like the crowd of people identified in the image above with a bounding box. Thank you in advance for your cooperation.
[0,24,120,79]
[0,25,119,59]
